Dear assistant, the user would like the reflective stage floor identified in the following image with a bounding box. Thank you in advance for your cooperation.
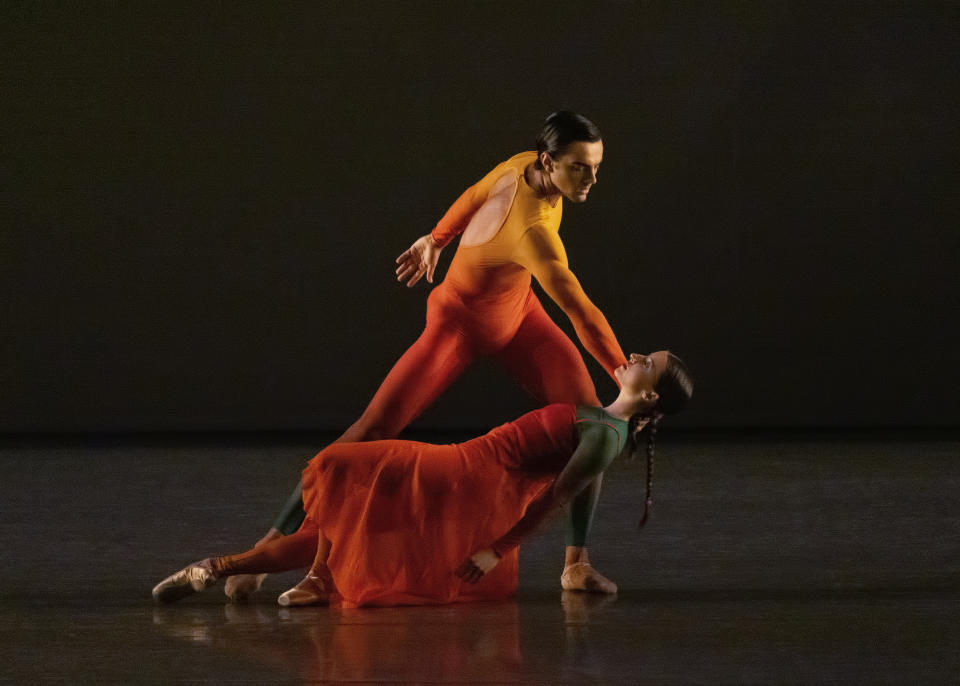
[2,431,958,684]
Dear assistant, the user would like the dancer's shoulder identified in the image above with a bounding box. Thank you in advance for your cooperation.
[502,150,538,169]
[575,406,629,451]
[513,403,578,430]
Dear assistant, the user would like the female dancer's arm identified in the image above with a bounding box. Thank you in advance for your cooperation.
[512,225,627,384]
[456,421,622,582]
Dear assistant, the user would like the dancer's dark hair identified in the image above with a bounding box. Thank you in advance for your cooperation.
[626,352,694,528]
[534,111,602,170]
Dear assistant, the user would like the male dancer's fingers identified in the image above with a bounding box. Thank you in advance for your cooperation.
[396,264,416,282]
[396,255,417,276]
[399,261,423,283]
[406,267,425,287]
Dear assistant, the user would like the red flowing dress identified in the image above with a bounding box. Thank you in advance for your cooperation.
[301,403,578,607]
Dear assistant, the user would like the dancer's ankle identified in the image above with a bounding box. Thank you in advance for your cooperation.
[564,546,590,568]
[208,556,228,577]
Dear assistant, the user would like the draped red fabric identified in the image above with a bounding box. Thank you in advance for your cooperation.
[301,404,578,607]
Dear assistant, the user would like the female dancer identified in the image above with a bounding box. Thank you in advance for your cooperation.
[154,351,693,608]
[229,112,628,601]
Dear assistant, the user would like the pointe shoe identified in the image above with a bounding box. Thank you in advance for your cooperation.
[560,562,618,594]
[152,559,219,604]
[224,573,267,602]
[276,574,331,607]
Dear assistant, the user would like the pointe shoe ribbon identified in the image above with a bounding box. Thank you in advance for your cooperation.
[152,559,219,603]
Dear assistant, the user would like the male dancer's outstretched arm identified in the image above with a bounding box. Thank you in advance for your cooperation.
[396,170,496,286]
[513,224,625,383]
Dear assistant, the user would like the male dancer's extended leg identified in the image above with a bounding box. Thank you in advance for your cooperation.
[337,316,477,443]
[227,308,477,599]
[493,294,617,593]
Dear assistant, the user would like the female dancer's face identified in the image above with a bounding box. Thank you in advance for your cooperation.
[543,140,603,203]
[614,351,670,395]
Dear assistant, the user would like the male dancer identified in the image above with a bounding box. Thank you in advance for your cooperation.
[227,112,626,600]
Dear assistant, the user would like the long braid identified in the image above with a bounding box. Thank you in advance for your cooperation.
[629,351,694,531]
[638,413,663,529]
[628,412,663,529]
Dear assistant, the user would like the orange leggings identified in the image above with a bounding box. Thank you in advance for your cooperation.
[339,283,600,443]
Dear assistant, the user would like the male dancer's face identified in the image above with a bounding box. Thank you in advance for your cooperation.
[543,140,603,203]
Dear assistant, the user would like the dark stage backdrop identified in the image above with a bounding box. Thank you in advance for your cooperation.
[4,2,958,432]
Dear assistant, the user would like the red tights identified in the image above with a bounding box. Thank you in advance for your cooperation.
[338,284,599,444]
[213,521,321,576]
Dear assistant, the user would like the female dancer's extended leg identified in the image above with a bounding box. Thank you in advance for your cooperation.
[152,526,320,604]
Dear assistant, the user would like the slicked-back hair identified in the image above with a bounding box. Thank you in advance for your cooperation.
[534,111,602,170]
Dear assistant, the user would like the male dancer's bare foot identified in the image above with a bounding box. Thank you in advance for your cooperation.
[224,573,267,602]
[277,565,336,607]
[560,562,618,594]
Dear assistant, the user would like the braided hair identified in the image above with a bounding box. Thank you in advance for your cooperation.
[626,352,694,528]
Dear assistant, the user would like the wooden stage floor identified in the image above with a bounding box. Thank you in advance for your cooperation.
[2,430,957,684]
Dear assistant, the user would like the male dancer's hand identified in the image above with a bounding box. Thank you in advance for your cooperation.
[395,234,442,287]
[456,548,500,583]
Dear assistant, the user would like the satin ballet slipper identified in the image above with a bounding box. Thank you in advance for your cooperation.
[276,573,332,607]
[560,562,618,594]
[152,559,219,603]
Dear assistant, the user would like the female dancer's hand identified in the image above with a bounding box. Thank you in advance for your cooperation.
[456,548,500,583]
[395,234,442,287]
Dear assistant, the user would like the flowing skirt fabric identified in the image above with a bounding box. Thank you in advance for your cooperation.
[301,404,577,607]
